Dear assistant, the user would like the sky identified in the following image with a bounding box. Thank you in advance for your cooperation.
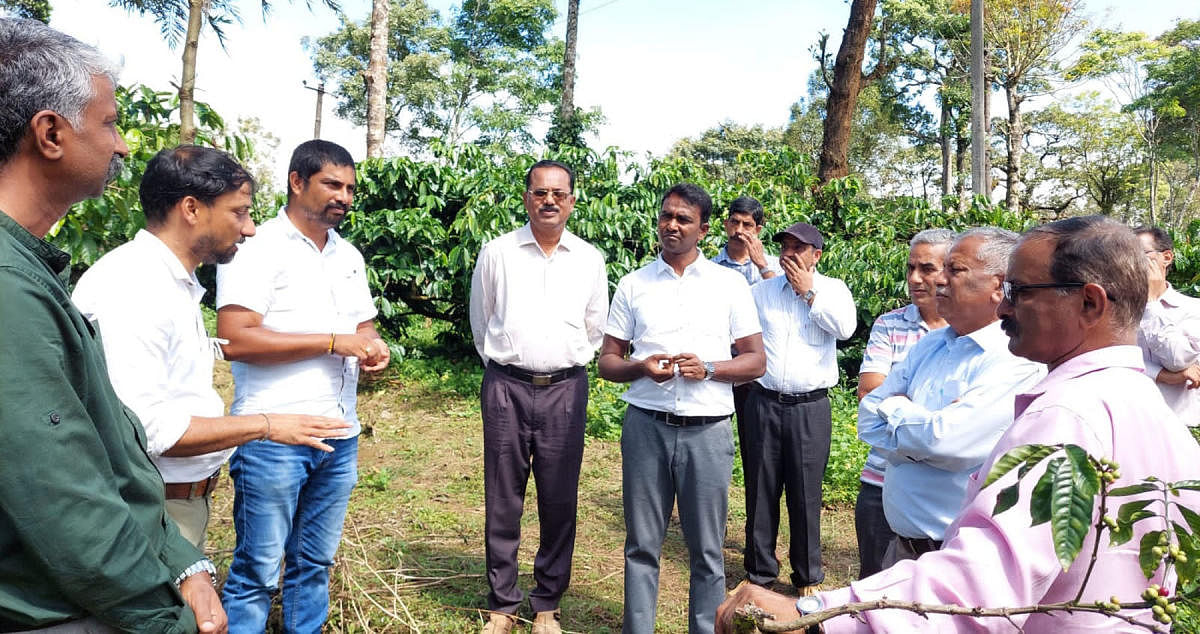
[35,0,1200,184]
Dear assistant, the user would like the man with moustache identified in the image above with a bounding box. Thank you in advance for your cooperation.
[857,227,1043,566]
[741,222,856,594]
[0,18,224,632]
[718,216,1200,632]
[469,160,608,634]
[216,140,390,633]
[853,228,953,578]
[598,183,766,634]
[1134,225,1200,425]
[73,146,351,548]
[712,195,782,284]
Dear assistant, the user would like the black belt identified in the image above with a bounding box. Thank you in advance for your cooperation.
[753,383,828,404]
[897,535,942,555]
[491,362,583,386]
[631,404,727,427]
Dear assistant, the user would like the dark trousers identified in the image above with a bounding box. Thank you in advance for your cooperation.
[481,362,588,614]
[742,384,831,587]
[733,382,752,467]
[854,481,895,578]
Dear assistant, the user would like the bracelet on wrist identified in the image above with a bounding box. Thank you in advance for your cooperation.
[259,413,271,441]
[174,559,217,587]
[328,333,336,355]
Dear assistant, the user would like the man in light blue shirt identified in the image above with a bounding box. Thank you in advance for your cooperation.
[711,196,783,285]
[858,227,1044,565]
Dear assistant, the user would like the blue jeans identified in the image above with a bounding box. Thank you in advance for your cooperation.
[222,437,358,634]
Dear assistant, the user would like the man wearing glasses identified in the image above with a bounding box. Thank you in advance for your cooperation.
[856,227,1043,566]
[1133,225,1200,425]
[469,160,609,634]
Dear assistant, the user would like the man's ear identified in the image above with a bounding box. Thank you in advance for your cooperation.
[1164,249,1175,270]
[288,171,305,197]
[1079,282,1108,327]
[178,196,202,227]
[29,110,68,160]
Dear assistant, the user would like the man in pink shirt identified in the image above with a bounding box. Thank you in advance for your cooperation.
[717,216,1200,633]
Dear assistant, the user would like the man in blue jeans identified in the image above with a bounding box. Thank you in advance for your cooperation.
[216,140,390,633]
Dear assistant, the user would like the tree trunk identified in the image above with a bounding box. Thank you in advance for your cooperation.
[365,0,389,158]
[179,0,204,144]
[956,132,969,211]
[1004,81,1022,213]
[983,70,992,195]
[817,0,878,184]
[558,0,579,122]
[940,97,952,198]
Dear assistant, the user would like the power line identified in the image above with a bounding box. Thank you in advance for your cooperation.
[581,0,623,16]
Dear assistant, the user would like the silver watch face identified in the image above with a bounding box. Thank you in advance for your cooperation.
[796,595,823,614]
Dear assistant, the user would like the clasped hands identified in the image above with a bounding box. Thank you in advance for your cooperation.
[641,353,707,382]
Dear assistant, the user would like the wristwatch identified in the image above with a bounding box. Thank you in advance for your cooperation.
[703,361,716,380]
[795,595,825,634]
[802,289,816,303]
[174,558,218,587]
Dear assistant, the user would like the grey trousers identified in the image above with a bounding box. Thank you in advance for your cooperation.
[620,405,734,634]
[165,492,211,549]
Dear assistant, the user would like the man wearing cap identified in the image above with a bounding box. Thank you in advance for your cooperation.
[741,222,856,593]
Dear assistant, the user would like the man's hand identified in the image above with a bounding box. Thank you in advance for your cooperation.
[672,353,707,380]
[641,354,676,383]
[781,254,814,296]
[735,230,769,269]
[264,414,352,452]
[361,337,390,373]
[332,333,385,366]
[716,582,805,633]
[180,573,227,634]
[1158,365,1200,389]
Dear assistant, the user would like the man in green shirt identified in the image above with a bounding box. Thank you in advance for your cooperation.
[0,18,225,633]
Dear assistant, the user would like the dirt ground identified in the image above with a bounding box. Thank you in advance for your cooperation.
[205,364,860,633]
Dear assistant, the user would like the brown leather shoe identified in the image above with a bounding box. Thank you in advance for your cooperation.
[531,609,562,634]
[481,612,516,634]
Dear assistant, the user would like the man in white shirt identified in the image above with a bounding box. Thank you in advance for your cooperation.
[853,227,953,579]
[215,140,390,634]
[857,227,1044,566]
[598,183,766,634]
[742,222,856,593]
[1134,225,1200,425]
[468,160,608,634]
[73,146,350,549]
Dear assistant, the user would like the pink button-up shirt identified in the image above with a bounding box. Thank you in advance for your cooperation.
[821,345,1200,633]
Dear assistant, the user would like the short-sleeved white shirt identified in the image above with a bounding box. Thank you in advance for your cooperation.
[216,208,377,437]
[605,253,761,416]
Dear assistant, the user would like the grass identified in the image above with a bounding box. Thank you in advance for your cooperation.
[204,319,864,632]
[202,316,1199,632]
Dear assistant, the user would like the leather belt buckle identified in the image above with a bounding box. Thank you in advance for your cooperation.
[661,412,682,427]
[531,374,553,386]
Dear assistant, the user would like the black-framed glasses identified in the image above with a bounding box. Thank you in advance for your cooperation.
[1002,280,1085,304]
[527,189,572,202]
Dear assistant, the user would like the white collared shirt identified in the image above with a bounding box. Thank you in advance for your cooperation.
[73,230,228,483]
[751,272,857,393]
[605,253,761,416]
[216,208,377,437]
[1138,285,1200,424]
[469,224,608,372]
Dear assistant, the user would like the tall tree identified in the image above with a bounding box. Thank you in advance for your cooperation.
[111,0,339,144]
[818,0,887,187]
[546,0,583,148]
[1136,20,1200,226]
[1068,29,1169,222]
[982,0,1083,213]
[365,0,389,157]
[311,0,562,152]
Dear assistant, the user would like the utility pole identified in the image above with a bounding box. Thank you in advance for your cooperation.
[970,0,986,197]
[303,80,326,139]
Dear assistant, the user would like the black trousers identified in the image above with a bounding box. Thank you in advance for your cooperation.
[854,481,896,578]
[742,384,832,587]
[481,362,588,613]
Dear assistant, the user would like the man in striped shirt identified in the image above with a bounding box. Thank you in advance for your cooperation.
[853,228,953,578]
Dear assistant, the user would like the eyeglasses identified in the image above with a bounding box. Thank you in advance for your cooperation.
[1002,280,1085,304]
[527,189,572,202]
